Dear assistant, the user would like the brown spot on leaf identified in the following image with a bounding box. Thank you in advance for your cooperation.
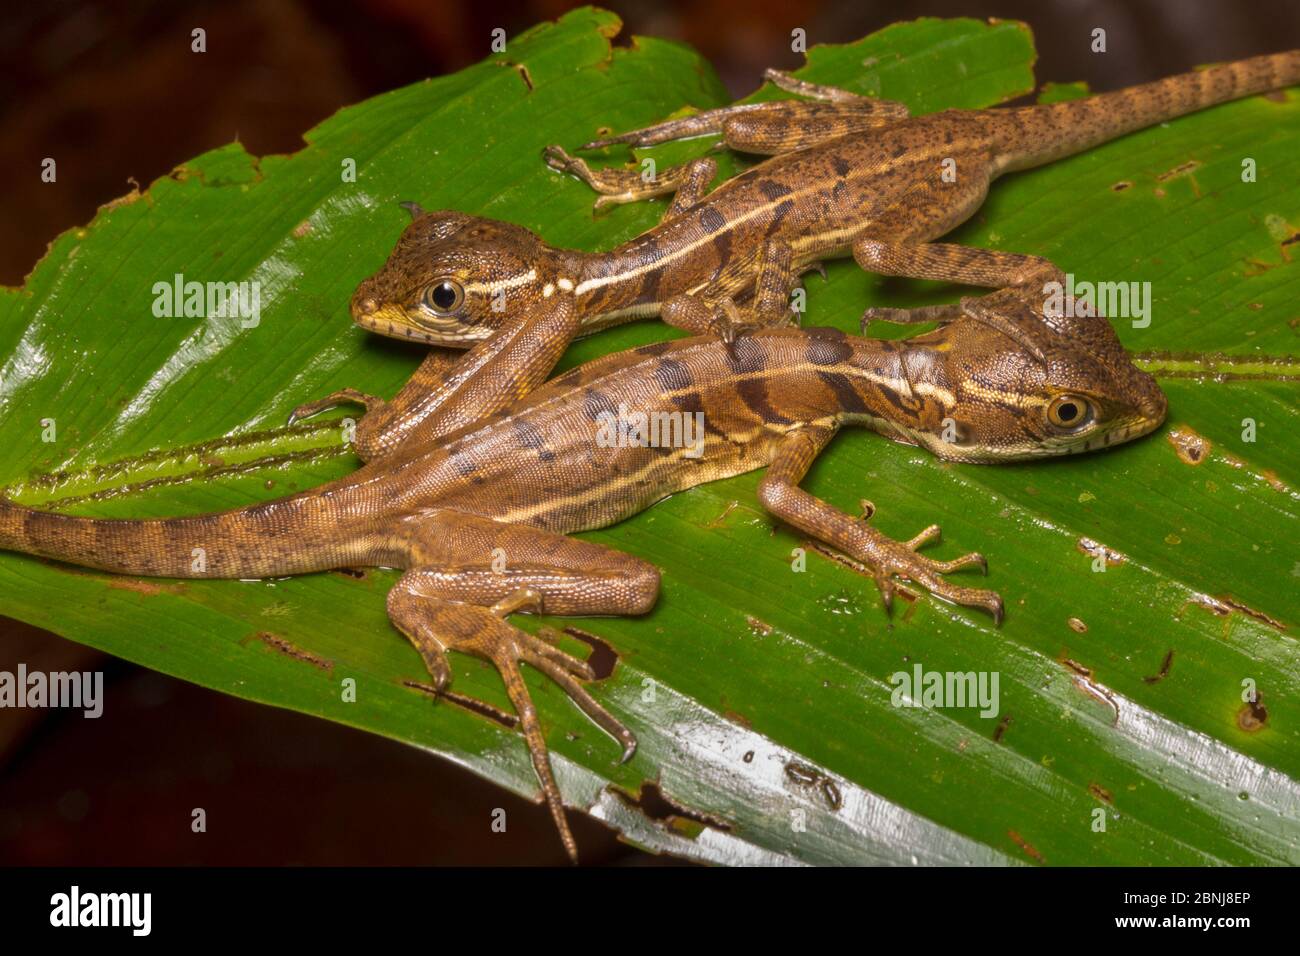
[1156,159,1202,182]
[1214,595,1287,632]
[98,576,186,596]
[1008,829,1045,863]
[249,631,333,671]
[1167,425,1211,464]
[1143,650,1175,684]
[1076,537,1126,567]
[1237,695,1268,732]
[1088,783,1114,804]
[993,714,1012,743]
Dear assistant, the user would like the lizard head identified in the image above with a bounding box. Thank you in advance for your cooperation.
[918,287,1167,462]
[350,205,574,346]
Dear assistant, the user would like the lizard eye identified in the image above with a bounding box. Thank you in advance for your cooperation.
[1046,395,1093,430]
[423,279,464,315]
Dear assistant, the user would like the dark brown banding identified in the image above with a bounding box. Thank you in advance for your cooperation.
[806,332,852,366]
[653,357,693,393]
[724,336,766,375]
[764,200,794,237]
[710,231,732,280]
[736,378,795,425]
[583,388,618,422]
[700,207,725,233]
[817,370,869,415]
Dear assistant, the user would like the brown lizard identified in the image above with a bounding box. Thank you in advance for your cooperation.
[0,264,1167,861]
[289,51,1295,463]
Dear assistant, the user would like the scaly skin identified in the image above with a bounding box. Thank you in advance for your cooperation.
[293,52,1295,462]
[0,275,1166,861]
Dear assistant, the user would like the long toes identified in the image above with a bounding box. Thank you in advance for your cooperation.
[422,648,452,694]
[906,524,942,551]
[923,576,1004,625]
[874,572,896,615]
[860,306,908,329]
[581,132,635,150]
[520,647,636,762]
[523,633,596,681]
[287,402,318,425]
[922,551,987,576]
[490,654,578,863]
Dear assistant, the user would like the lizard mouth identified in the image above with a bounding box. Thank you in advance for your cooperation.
[352,303,488,347]
[1074,413,1164,453]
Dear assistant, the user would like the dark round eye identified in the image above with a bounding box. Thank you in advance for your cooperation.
[1047,395,1091,429]
[423,279,463,315]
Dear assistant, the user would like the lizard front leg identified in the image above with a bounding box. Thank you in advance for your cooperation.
[756,425,1004,623]
[389,510,660,863]
[290,292,578,462]
[287,348,461,455]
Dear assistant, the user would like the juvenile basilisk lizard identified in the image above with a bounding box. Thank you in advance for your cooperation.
[292,51,1295,464]
[0,268,1166,861]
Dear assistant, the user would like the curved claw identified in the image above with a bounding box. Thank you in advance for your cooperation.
[286,402,325,427]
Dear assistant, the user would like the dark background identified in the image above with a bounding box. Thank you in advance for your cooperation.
[2,0,1298,865]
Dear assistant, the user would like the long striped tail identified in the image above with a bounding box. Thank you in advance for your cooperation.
[991,50,1300,173]
[0,492,370,579]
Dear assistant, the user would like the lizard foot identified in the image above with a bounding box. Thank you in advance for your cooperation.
[856,522,1003,625]
[387,581,635,864]
[287,388,381,427]
[860,303,964,330]
[707,298,777,353]
[543,145,645,212]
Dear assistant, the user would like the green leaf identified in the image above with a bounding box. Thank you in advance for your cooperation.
[2,9,1296,865]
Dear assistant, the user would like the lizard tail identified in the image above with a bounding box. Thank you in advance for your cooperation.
[0,491,375,579]
[993,49,1300,173]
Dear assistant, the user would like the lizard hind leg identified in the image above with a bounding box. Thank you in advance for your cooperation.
[387,579,594,862]
[388,512,660,862]
[543,146,717,217]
